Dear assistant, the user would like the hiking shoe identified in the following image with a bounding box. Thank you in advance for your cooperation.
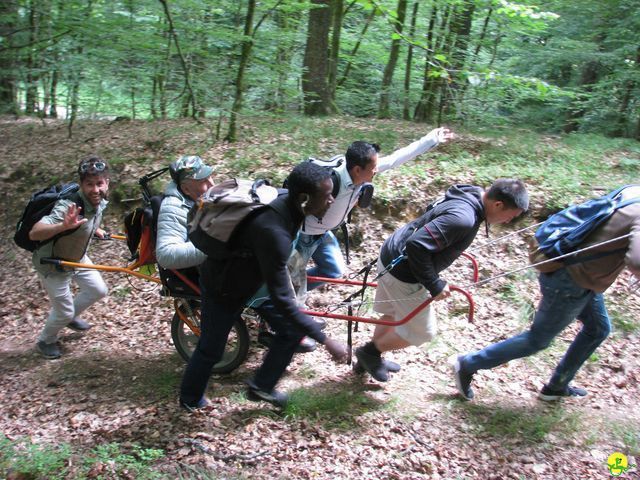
[257,331,316,353]
[246,380,289,409]
[354,346,389,382]
[67,318,92,331]
[36,340,61,359]
[452,356,474,401]
[539,385,587,401]
[353,358,401,374]
[179,396,211,412]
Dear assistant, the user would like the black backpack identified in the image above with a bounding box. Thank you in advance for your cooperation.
[14,183,83,252]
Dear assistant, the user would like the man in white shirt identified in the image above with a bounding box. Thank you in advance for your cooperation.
[299,127,454,289]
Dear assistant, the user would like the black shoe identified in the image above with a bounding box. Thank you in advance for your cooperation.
[353,358,401,374]
[246,380,288,409]
[539,385,587,401]
[296,337,317,353]
[179,396,211,412]
[36,340,61,359]
[67,318,92,331]
[452,356,474,401]
[354,346,388,382]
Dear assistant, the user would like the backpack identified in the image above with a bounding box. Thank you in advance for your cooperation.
[187,178,279,260]
[122,194,163,266]
[530,185,640,272]
[14,182,83,252]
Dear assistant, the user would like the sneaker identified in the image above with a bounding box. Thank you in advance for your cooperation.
[67,318,92,331]
[36,340,61,359]
[246,380,289,409]
[179,396,211,412]
[451,356,474,401]
[538,385,587,401]
[354,346,389,382]
[353,358,401,374]
[257,331,316,353]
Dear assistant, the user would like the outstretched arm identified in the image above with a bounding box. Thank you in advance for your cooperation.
[29,203,87,241]
[377,127,454,174]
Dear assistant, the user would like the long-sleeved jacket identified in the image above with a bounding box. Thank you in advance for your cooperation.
[155,182,207,270]
[303,129,443,235]
[380,185,485,296]
[198,194,326,344]
[567,186,640,293]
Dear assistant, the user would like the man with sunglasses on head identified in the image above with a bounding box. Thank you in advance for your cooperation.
[29,156,111,359]
[156,155,215,271]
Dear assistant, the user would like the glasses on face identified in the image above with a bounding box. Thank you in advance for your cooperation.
[79,161,107,174]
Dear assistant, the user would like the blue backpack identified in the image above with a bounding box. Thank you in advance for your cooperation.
[532,185,640,270]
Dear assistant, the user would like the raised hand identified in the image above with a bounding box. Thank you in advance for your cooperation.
[62,203,88,231]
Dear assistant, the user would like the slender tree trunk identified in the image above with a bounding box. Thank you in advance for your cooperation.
[25,0,40,114]
[378,0,407,119]
[302,0,332,116]
[402,1,419,120]
[414,4,439,122]
[0,0,18,115]
[49,68,58,117]
[327,0,343,111]
[226,0,256,142]
[337,7,376,87]
[159,0,198,119]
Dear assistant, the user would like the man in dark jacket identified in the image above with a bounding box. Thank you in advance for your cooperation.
[355,180,529,382]
[179,162,349,411]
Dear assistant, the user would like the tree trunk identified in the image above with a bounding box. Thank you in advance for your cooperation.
[25,0,40,115]
[327,0,343,110]
[337,7,375,87]
[402,1,419,120]
[414,4,439,122]
[378,0,407,119]
[0,0,19,115]
[302,0,332,116]
[612,46,639,138]
[225,0,256,142]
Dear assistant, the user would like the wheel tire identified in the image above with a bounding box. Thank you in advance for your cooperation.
[171,302,250,374]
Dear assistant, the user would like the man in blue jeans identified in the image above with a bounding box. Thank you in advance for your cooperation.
[453,185,640,401]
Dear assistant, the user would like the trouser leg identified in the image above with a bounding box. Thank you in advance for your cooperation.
[547,293,610,390]
[251,303,304,392]
[38,272,75,344]
[180,296,241,405]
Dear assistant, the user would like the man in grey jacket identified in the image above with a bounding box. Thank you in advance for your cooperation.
[155,156,214,270]
[30,156,111,359]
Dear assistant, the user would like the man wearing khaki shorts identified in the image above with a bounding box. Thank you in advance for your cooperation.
[355,179,529,382]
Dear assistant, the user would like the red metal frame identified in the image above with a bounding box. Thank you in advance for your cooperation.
[306,276,474,324]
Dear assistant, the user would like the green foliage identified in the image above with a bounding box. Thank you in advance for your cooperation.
[0,435,165,480]
[0,435,71,480]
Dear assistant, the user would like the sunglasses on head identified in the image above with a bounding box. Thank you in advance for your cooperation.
[78,160,107,174]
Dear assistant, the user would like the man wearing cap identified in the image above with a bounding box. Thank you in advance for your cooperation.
[29,155,111,359]
[156,155,215,270]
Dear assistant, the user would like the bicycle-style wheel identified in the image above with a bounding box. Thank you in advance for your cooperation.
[170,299,250,374]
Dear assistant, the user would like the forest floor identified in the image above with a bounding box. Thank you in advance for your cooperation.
[0,116,639,479]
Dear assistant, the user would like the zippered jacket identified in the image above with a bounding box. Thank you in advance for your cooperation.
[380,185,485,296]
